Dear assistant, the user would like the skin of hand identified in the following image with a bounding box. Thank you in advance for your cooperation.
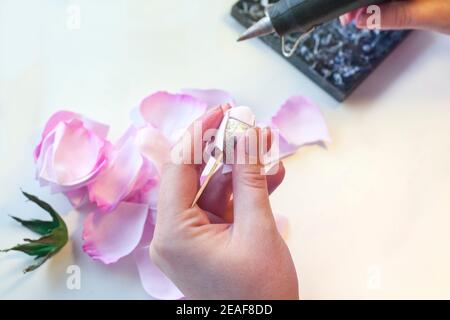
[150,105,299,300]
[340,0,450,35]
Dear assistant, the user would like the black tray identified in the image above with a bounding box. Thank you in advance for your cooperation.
[231,0,411,101]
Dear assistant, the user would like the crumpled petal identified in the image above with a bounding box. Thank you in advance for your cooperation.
[36,119,108,190]
[181,88,236,109]
[34,111,108,160]
[135,125,172,174]
[139,91,207,144]
[270,96,331,158]
[36,131,57,186]
[53,120,107,184]
[82,202,149,264]
[124,159,159,205]
[88,132,145,211]
[133,215,184,300]
[64,188,89,209]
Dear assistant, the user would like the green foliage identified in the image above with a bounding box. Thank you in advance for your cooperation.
[1,191,68,273]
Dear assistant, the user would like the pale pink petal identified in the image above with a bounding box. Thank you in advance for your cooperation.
[64,188,89,209]
[270,96,330,158]
[135,125,171,174]
[52,120,107,186]
[114,125,138,149]
[181,88,236,109]
[277,133,299,159]
[88,136,143,211]
[139,91,207,143]
[36,132,57,184]
[35,112,109,193]
[133,217,184,299]
[34,111,108,160]
[123,159,159,205]
[36,120,108,189]
[82,202,149,264]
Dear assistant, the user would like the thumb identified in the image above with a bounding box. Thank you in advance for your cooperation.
[232,127,275,232]
[356,2,420,30]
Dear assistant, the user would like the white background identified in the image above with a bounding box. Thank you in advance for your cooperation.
[1,0,450,299]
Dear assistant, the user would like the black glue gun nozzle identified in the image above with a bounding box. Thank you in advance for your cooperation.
[237,17,275,42]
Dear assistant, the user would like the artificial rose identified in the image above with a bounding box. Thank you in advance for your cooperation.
[34,111,109,193]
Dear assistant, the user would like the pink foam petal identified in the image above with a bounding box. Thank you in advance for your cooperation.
[181,88,236,109]
[34,111,76,160]
[271,96,331,152]
[51,120,107,186]
[64,188,89,209]
[114,125,138,150]
[34,111,108,160]
[139,91,207,144]
[88,135,143,211]
[124,159,159,205]
[133,216,184,299]
[36,123,107,189]
[260,130,297,168]
[277,133,299,159]
[82,202,149,264]
[135,125,171,174]
[36,132,57,183]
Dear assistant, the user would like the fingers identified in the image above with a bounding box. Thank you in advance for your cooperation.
[180,104,231,172]
[340,2,422,30]
[197,170,233,218]
[355,2,412,29]
[158,105,229,218]
[267,162,286,194]
[340,8,364,26]
[343,1,450,34]
[232,127,276,232]
[197,162,285,221]
[158,164,200,217]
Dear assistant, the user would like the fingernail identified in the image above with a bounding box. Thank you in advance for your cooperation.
[203,103,231,119]
[339,16,348,26]
[206,105,222,114]
[221,103,232,113]
[244,127,262,165]
[244,127,254,154]
[356,14,367,28]
[202,105,226,128]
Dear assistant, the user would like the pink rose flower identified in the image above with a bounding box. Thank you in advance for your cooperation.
[34,111,109,195]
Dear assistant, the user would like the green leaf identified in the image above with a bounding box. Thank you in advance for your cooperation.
[1,192,68,273]
[3,241,57,257]
[9,216,58,235]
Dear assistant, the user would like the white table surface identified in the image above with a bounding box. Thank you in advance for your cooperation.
[1,0,450,300]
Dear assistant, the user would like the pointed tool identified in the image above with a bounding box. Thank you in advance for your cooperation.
[237,0,386,57]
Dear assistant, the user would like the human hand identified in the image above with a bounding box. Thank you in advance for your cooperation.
[340,0,450,34]
[150,106,299,300]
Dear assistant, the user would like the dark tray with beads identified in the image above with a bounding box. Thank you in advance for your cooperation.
[231,0,411,101]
